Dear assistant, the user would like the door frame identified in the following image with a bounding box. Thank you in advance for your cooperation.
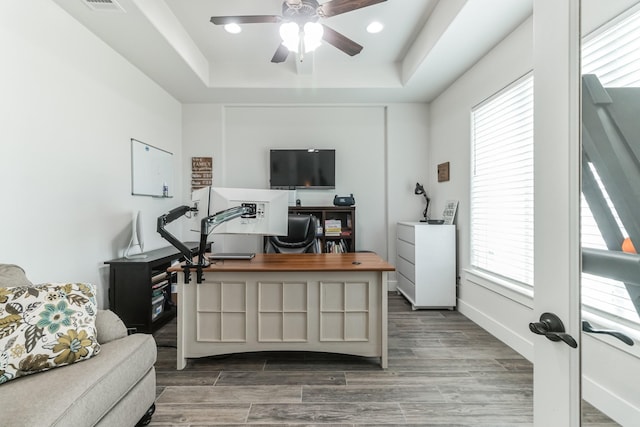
[532,0,582,425]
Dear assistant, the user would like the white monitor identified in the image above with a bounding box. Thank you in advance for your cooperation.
[209,187,288,236]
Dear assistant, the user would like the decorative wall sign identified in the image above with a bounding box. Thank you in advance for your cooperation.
[192,157,212,191]
[438,161,450,182]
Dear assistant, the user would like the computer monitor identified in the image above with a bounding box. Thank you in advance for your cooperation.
[208,187,288,236]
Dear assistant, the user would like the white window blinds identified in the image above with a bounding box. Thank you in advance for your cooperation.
[583,7,640,87]
[470,75,534,286]
[581,6,640,326]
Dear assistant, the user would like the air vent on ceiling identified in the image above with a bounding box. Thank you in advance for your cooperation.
[82,0,125,12]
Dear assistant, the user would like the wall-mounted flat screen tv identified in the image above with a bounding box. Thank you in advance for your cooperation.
[270,149,336,189]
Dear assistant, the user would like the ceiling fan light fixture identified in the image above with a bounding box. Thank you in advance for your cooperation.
[366,21,384,34]
[224,23,242,34]
[280,22,300,52]
[279,21,323,54]
[303,22,323,52]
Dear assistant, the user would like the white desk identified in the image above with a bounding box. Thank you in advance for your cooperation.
[170,253,395,369]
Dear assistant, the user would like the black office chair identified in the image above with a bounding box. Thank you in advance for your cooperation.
[265,214,319,254]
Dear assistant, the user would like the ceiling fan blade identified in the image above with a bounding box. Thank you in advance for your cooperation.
[319,0,387,18]
[271,44,290,63]
[321,25,363,56]
[210,15,281,25]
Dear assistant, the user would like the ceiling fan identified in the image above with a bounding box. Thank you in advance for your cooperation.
[210,0,387,63]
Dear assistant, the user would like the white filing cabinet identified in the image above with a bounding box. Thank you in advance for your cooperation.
[396,222,456,309]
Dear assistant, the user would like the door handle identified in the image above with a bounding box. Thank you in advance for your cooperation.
[529,312,578,348]
[582,321,634,346]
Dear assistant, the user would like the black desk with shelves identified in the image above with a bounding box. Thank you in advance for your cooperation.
[105,242,206,333]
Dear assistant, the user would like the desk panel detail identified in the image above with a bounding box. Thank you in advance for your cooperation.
[320,281,370,342]
[259,281,308,342]
[196,281,247,342]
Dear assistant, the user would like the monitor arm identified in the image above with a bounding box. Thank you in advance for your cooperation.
[157,205,198,265]
[197,203,257,268]
[158,203,257,284]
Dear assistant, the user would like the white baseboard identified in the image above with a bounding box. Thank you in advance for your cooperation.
[583,376,640,426]
[457,299,534,361]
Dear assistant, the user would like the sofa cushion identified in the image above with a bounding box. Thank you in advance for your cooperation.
[1,333,156,426]
[0,282,100,384]
[96,310,128,344]
[0,264,33,287]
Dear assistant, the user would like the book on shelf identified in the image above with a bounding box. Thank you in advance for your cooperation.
[324,219,342,236]
[325,219,341,227]
[325,239,348,253]
[152,280,169,290]
[151,271,168,284]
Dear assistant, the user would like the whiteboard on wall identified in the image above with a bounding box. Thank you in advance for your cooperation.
[131,138,173,197]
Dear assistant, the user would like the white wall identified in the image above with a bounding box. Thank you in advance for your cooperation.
[0,1,182,308]
[430,10,640,425]
[181,103,429,274]
[386,104,431,284]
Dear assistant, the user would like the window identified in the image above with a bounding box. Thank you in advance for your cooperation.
[581,6,640,327]
[470,75,534,286]
[582,7,640,86]
[469,6,640,329]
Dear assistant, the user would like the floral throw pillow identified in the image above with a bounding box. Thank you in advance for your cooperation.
[0,283,101,385]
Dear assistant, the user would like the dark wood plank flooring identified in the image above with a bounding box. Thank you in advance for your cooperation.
[150,293,618,426]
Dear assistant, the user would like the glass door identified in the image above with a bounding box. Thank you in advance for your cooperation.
[580,1,640,425]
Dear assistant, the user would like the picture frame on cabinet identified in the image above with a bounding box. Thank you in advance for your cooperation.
[443,200,458,225]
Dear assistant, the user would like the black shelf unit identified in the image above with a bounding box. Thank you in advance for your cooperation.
[289,206,356,253]
[105,242,205,333]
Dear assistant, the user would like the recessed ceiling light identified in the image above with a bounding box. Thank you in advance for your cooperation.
[224,23,242,34]
[367,21,384,34]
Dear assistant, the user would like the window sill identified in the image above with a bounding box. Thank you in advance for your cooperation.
[463,268,534,309]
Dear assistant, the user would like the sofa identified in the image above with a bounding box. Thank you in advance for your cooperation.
[0,264,157,426]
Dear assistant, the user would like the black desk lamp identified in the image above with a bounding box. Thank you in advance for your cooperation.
[414,182,430,222]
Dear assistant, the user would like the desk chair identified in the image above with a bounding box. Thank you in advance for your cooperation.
[265,214,319,254]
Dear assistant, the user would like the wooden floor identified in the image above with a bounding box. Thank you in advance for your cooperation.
[150,293,618,426]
